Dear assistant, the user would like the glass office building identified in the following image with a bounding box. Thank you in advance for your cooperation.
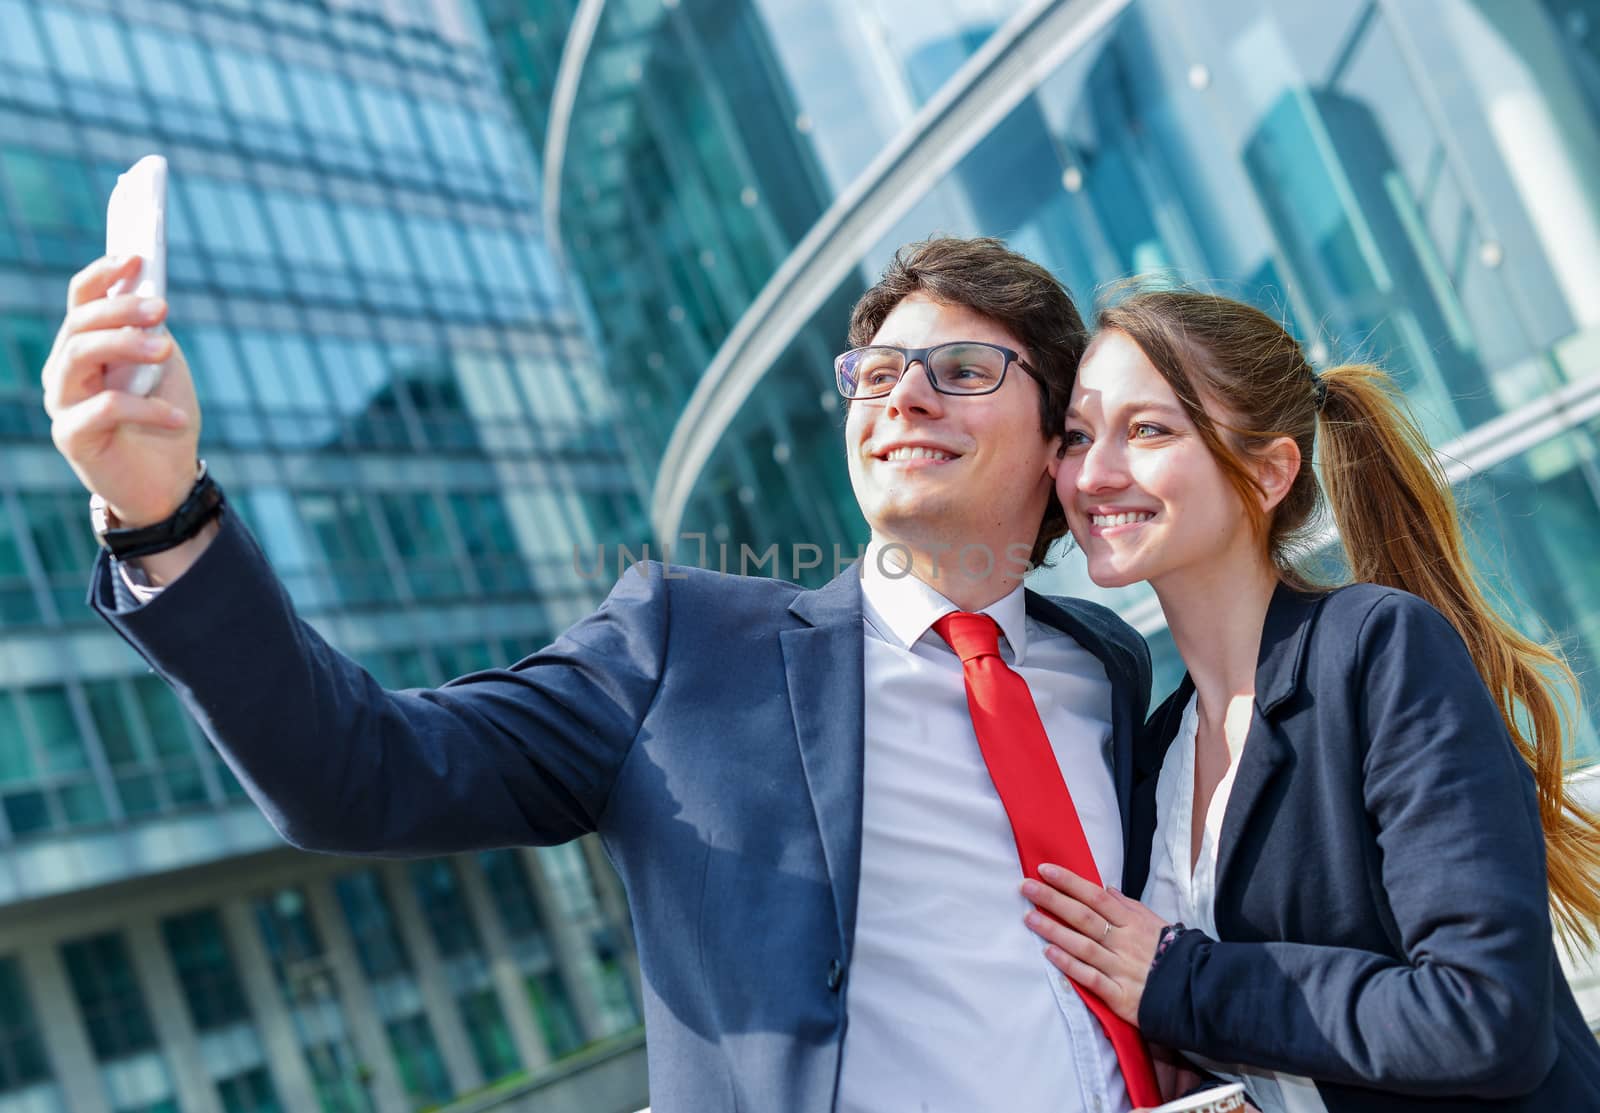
[488,0,1600,749]
[0,0,646,1110]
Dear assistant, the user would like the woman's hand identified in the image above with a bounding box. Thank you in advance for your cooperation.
[1021,862,1168,1026]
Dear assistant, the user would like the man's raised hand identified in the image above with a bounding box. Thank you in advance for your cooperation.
[44,255,200,528]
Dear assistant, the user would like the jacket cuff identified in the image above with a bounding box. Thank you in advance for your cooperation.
[1139,923,1213,1047]
[87,508,263,624]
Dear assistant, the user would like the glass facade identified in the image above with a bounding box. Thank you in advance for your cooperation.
[0,0,649,851]
[0,956,60,1113]
[407,860,521,1085]
[476,849,585,1057]
[491,0,1600,762]
[0,0,645,1108]
[61,933,179,1113]
[333,871,453,1110]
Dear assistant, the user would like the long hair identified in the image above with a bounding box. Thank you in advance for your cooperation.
[1099,289,1600,944]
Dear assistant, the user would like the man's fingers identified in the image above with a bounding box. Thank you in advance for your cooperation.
[45,328,173,414]
[51,389,188,458]
[67,255,142,309]
[64,293,167,337]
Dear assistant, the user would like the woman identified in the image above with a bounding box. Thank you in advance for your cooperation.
[1021,290,1600,1110]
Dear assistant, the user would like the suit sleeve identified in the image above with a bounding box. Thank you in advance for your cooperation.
[1129,620,1153,722]
[1138,593,1557,1097]
[90,510,668,856]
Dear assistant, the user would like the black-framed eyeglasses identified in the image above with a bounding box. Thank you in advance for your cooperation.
[834,341,1035,400]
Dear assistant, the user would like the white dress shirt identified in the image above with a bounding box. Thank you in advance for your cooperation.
[837,553,1130,1113]
[1141,694,1329,1113]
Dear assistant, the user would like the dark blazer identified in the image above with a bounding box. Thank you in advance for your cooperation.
[91,512,1152,1113]
[1131,582,1600,1111]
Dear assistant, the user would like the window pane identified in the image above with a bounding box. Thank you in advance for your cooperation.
[162,909,251,1031]
[0,694,34,785]
[0,149,96,231]
[25,686,86,775]
[58,779,108,825]
[0,0,45,69]
[355,86,423,153]
[286,70,360,139]
[61,933,157,1058]
[132,677,193,759]
[85,680,144,767]
[217,1065,282,1113]
[0,956,51,1090]
[127,29,219,106]
[333,871,411,980]
[212,49,292,122]
[3,790,50,835]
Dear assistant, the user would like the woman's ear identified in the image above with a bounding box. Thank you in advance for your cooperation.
[1255,436,1301,513]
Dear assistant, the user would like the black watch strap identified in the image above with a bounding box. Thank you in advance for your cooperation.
[92,462,225,560]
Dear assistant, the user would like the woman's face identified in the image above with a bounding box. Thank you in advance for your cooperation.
[1057,331,1252,590]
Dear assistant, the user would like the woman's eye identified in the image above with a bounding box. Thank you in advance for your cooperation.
[1063,429,1090,448]
[1131,422,1168,439]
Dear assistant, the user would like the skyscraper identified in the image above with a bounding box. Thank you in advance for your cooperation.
[0,0,646,1109]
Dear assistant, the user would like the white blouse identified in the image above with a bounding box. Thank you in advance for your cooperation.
[1140,694,1330,1113]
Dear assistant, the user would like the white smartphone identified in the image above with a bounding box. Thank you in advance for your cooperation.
[1152,1082,1248,1113]
[104,154,168,396]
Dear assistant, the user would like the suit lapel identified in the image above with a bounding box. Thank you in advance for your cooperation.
[781,567,867,960]
[1024,592,1140,884]
[1214,585,1323,899]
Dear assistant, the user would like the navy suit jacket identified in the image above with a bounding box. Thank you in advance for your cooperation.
[1131,583,1600,1111]
[91,513,1152,1113]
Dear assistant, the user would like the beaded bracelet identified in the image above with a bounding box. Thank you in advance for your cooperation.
[1153,921,1188,967]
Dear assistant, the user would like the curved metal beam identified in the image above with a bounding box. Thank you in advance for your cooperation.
[649,0,1133,543]
[542,0,607,269]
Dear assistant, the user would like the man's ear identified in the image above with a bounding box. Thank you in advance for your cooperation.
[1045,433,1065,479]
[1255,436,1301,512]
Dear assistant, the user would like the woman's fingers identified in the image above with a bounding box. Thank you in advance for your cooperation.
[1039,864,1126,918]
[1022,868,1124,933]
[1024,907,1116,967]
[1041,939,1123,1003]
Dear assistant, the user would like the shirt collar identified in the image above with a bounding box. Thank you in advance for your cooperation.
[860,543,1031,663]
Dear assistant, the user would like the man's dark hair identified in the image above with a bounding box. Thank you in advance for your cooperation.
[847,236,1088,568]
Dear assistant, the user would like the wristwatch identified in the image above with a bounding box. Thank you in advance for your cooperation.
[90,460,225,560]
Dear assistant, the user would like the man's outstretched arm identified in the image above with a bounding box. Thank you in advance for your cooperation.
[50,256,665,855]
[90,511,667,854]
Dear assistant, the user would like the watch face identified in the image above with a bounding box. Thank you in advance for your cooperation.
[89,495,116,547]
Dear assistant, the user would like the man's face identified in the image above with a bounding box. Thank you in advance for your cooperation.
[844,292,1062,559]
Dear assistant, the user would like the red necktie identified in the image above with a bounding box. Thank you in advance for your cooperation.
[933,611,1161,1109]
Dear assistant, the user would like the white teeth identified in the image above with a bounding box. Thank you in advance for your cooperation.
[1091,512,1154,527]
[883,446,953,462]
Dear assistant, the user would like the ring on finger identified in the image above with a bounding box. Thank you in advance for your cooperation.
[1101,918,1112,941]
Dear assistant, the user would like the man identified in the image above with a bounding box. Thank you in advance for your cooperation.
[44,238,1153,1112]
